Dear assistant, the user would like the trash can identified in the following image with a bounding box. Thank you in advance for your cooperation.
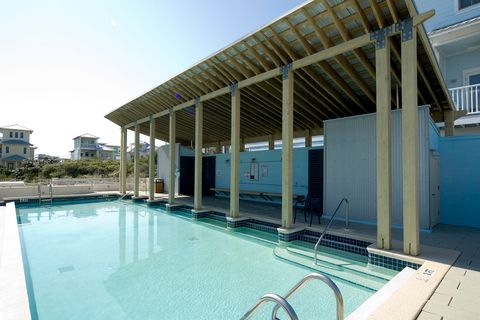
[154,178,164,193]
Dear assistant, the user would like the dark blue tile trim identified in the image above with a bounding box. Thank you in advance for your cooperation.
[368,253,421,271]
[13,194,120,208]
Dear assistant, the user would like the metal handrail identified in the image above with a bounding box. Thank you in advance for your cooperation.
[48,181,53,198]
[37,183,41,203]
[241,293,299,320]
[271,273,344,320]
[314,198,349,265]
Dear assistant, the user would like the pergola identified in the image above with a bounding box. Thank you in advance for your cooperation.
[105,0,455,256]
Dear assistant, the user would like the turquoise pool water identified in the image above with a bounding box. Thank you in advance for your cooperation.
[18,201,376,319]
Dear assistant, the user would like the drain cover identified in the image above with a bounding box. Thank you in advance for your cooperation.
[58,265,75,273]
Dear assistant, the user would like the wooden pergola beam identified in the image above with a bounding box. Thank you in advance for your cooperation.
[121,11,435,129]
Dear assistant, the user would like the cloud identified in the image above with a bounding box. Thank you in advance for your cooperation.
[109,19,117,28]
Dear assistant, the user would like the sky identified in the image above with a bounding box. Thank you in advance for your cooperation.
[0,0,306,158]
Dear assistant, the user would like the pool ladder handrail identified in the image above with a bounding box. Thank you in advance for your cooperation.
[38,181,54,206]
[120,191,133,200]
[314,198,349,265]
[240,293,299,320]
[271,272,344,320]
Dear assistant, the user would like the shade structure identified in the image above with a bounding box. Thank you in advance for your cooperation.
[105,0,453,145]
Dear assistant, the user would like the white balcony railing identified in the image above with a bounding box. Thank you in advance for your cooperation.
[449,84,480,115]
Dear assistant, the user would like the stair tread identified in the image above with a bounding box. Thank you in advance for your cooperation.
[274,246,386,291]
[286,244,396,281]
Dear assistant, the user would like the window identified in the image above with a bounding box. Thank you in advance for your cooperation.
[459,0,480,10]
[20,132,24,139]
[15,132,18,138]
[23,147,27,154]
[6,146,9,153]
[9,132,12,138]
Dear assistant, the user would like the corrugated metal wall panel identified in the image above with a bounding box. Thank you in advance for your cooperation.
[324,106,431,229]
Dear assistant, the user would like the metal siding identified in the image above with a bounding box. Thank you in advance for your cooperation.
[324,106,431,229]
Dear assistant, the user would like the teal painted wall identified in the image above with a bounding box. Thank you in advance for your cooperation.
[214,147,321,203]
[439,135,480,227]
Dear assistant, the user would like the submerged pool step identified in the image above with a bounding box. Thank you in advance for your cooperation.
[274,246,392,291]
[286,244,395,282]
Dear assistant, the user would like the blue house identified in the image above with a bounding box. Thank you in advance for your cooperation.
[417,0,480,132]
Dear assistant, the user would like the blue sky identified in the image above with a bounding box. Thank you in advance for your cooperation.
[0,0,305,157]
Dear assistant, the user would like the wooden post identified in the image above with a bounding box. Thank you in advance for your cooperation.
[120,127,127,194]
[230,84,240,218]
[444,110,455,136]
[402,26,420,256]
[305,130,312,148]
[375,38,392,250]
[149,116,156,200]
[194,100,203,210]
[119,127,124,193]
[133,123,140,198]
[282,65,294,229]
[168,110,176,204]
[268,135,275,150]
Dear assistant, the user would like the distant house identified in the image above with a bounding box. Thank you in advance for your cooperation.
[70,134,120,160]
[127,141,150,160]
[417,0,480,133]
[0,124,36,170]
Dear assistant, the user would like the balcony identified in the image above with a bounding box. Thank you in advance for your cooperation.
[450,84,480,115]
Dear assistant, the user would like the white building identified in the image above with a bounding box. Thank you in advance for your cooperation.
[70,134,120,160]
[0,124,36,170]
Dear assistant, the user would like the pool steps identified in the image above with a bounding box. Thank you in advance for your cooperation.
[274,243,395,291]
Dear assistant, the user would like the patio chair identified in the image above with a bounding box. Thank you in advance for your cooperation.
[294,194,323,226]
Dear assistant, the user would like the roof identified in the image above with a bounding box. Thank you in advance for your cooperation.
[0,139,32,145]
[105,0,453,146]
[0,124,33,133]
[1,155,28,161]
[429,16,480,36]
[73,133,99,140]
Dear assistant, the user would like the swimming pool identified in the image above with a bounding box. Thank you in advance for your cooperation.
[18,200,383,319]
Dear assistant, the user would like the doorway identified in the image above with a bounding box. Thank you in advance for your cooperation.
[429,152,440,228]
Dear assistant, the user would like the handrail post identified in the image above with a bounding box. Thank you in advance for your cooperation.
[271,273,344,320]
[241,293,299,320]
[314,198,349,264]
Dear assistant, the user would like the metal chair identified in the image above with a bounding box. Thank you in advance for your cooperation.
[294,194,323,226]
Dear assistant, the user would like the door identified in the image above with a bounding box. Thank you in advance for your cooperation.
[202,156,216,196]
[464,68,480,113]
[179,156,195,196]
[308,148,324,204]
[7,162,14,170]
[429,152,440,228]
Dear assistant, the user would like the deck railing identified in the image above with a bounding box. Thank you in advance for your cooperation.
[449,84,480,115]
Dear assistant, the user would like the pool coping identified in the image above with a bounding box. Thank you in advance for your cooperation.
[0,202,31,320]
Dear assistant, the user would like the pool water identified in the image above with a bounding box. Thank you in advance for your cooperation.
[18,201,376,320]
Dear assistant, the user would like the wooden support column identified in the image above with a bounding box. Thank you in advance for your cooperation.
[268,135,275,150]
[168,110,176,204]
[120,127,127,194]
[230,84,240,218]
[401,25,420,256]
[133,123,140,197]
[444,110,455,136]
[216,142,222,154]
[281,64,294,229]
[375,36,392,250]
[194,100,203,210]
[148,116,156,200]
[305,130,312,148]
